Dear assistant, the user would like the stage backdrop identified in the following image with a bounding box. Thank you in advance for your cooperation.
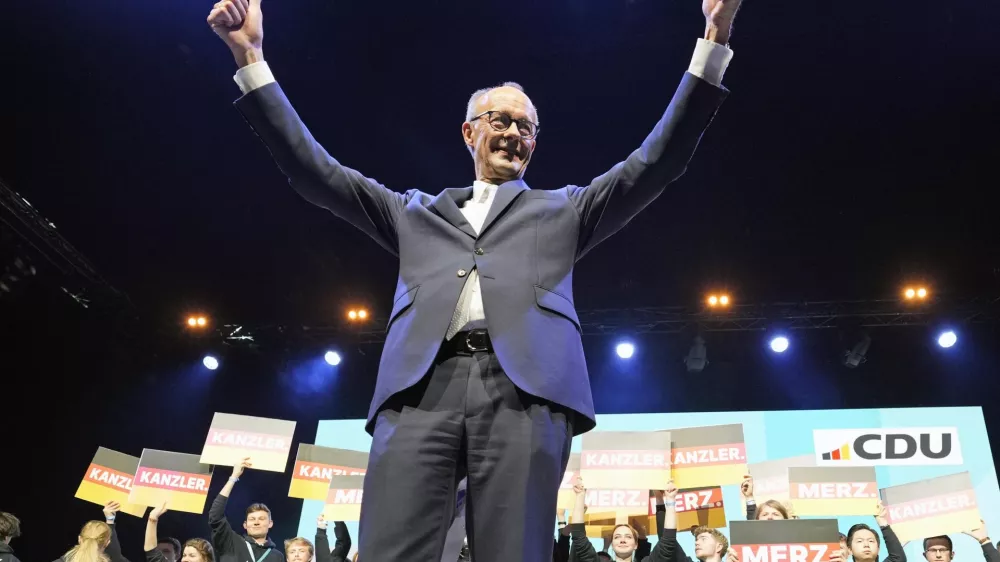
[297,407,998,559]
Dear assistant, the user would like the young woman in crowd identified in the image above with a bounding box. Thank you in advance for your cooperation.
[284,514,351,562]
[143,503,214,562]
[567,476,679,562]
[55,502,129,562]
[740,476,791,520]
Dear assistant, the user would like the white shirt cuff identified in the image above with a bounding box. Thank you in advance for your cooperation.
[687,38,733,87]
[234,61,276,94]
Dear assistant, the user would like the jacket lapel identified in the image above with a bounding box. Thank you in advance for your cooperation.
[479,179,529,237]
[429,187,477,239]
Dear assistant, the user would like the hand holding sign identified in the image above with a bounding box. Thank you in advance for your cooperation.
[103,501,121,520]
[316,513,328,530]
[573,475,586,496]
[728,549,740,562]
[234,457,252,478]
[149,502,169,523]
[874,500,889,527]
[742,475,754,499]
[664,480,678,502]
[829,547,846,562]
[962,520,989,542]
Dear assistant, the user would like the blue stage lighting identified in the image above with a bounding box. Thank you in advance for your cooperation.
[616,342,635,359]
[769,336,790,353]
[324,351,342,366]
[937,330,957,348]
[203,355,219,370]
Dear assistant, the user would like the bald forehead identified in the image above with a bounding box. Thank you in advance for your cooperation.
[476,87,537,121]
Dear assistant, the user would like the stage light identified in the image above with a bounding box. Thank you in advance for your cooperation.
[203,355,219,370]
[348,310,358,320]
[324,351,342,366]
[843,334,871,368]
[358,309,368,319]
[937,330,957,348]
[684,336,708,373]
[903,286,929,301]
[616,342,635,359]
[719,295,730,306]
[188,317,197,327]
[708,295,719,306]
[707,294,731,308]
[917,287,928,299]
[769,336,790,353]
[904,288,916,299]
[197,316,207,326]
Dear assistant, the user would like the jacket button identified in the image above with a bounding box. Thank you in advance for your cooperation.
[457,269,467,277]
[475,248,484,256]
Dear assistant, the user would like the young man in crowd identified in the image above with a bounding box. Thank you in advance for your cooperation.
[0,511,22,562]
[155,537,182,562]
[923,521,998,562]
[209,457,285,562]
[830,502,906,562]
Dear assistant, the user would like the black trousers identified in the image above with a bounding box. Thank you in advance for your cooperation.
[358,350,574,562]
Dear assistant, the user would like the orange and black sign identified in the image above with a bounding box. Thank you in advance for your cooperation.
[730,519,841,562]
[200,412,296,472]
[557,454,581,511]
[129,449,214,514]
[788,467,878,516]
[75,447,148,517]
[323,474,365,521]
[288,444,368,501]
[581,431,672,490]
[669,424,747,489]
[660,486,727,530]
[881,471,981,542]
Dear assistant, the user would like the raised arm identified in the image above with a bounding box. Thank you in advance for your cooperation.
[874,501,906,562]
[315,514,352,562]
[568,476,600,562]
[144,503,169,555]
[568,0,741,259]
[741,476,758,520]
[645,482,684,562]
[209,458,250,551]
[207,0,406,255]
[963,520,999,562]
[102,502,131,562]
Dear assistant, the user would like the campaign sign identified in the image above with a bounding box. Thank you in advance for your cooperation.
[789,467,878,516]
[200,412,296,472]
[75,447,147,517]
[558,454,582,511]
[581,431,671,490]
[288,444,368,501]
[880,471,981,542]
[730,519,841,562]
[670,424,747,488]
[128,449,213,514]
[323,475,366,521]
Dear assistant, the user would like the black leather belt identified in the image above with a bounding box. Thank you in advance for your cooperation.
[441,329,493,356]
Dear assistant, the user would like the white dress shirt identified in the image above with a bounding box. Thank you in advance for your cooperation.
[233,40,734,338]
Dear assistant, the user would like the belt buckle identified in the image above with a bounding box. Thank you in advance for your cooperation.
[465,330,489,352]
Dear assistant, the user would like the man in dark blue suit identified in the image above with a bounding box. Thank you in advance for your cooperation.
[207,0,743,559]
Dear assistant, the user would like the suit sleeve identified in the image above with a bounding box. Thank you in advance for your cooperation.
[145,550,169,562]
[106,522,130,562]
[554,531,571,562]
[208,493,242,555]
[332,522,352,562]
[567,73,728,260]
[642,527,680,562]
[746,504,757,520]
[569,524,600,562]
[234,82,407,255]
[879,525,906,562]
[980,542,1000,562]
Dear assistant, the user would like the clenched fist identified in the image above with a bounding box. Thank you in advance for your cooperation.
[207,0,263,67]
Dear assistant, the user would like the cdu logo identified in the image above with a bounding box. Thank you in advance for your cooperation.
[813,427,962,466]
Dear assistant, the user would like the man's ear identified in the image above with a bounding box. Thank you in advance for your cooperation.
[462,122,475,149]
[267,520,274,529]
[243,521,249,531]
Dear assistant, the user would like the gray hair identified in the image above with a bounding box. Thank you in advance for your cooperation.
[465,81,537,123]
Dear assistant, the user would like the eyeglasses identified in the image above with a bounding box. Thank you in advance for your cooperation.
[926,549,951,555]
[470,111,539,139]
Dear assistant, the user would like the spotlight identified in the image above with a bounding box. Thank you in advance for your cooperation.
[197,316,207,326]
[348,310,358,320]
[708,295,719,306]
[684,336,708,373]
[719,295,730,306]
[904,288,916,299]
[188,317,197,327]
[324,351,342,366]
[842,334,871,369]
[202,355,219,370]
[903,286,930,301]
[707,294,731,308]
[937,330,957,348]
[769,336,790,353]
[358,309,368,319]
[917,287,928,299]
[616,342,635,359]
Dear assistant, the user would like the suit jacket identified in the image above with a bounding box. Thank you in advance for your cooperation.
[234,73,728,435]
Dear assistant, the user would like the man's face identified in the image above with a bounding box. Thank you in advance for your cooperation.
[839,538,850,560]
[695,533,722,560]
[156,543,179,562]
[923,540,953,562]
[757,505,786,520]
[286,543,312,562]
[181,546,206,562]
[850,530,880,561]
[243,510,273,538]
[462,87,537,183]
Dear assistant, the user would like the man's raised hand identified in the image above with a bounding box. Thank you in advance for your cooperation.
[206,0,264,67]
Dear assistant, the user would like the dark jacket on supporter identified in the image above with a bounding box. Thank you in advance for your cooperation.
[978,541,1000,562]
[1,542,23,562]
[569,511,676,562]
[209,494,286,562]
[554,531,570,562]
[315,523,351,562]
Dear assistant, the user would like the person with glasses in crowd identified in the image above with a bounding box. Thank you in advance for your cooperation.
[922,520,998,562]
[204,0,745,558]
